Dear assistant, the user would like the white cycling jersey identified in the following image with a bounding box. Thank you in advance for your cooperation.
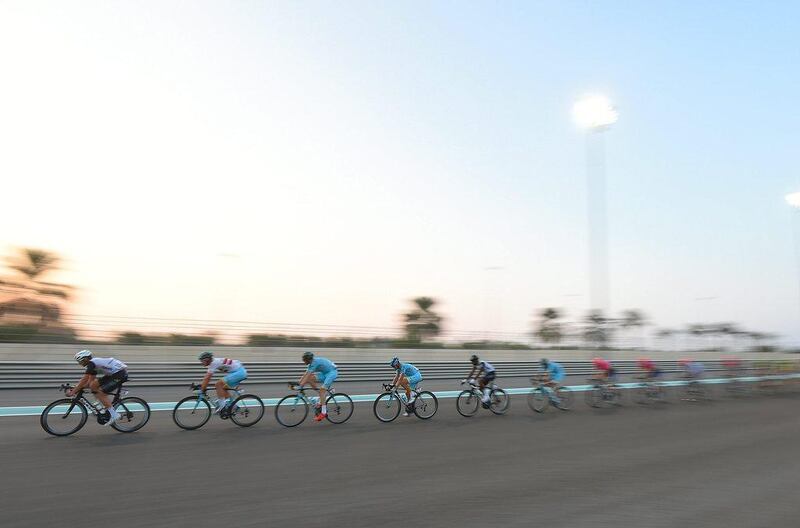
[85,357,127,376]
[480,361,495,374]
[207,357,243,375]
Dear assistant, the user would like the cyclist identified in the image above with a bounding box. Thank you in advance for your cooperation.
[390,357,422,415]
[540,358,566,388]
[298,351,338,422]
[679,358,704,380]
[539,358,566,404]
[592,357,617,385]
[637,357,662,381]
[197,351,248,414]
[463,355,497,405]
[67,350,128,426]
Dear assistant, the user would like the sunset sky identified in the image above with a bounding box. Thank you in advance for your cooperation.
[1,2,799,342]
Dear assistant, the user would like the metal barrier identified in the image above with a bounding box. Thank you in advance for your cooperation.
[0,360,755,389]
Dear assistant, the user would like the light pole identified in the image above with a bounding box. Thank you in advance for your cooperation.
[786,192,800,330]
[573,95,618,318]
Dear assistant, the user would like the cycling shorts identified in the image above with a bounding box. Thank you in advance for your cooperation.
[550,371,565,383]
[223,368,248,388]
[407,373,423,389]
[315,369,338,389]
[482,371,497,384]
[99,370,128,393]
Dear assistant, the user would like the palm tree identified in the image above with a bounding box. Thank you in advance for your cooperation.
[403,297,443,343]
[535,307,563,346]
[583,309,611,348]
[619,309,646,348]
[4,247,72,300]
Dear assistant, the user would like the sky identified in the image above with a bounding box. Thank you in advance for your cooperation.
[1,1,799,342]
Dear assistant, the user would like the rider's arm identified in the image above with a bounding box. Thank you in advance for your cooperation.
[475,367,484,379]
[466,366,477,380]
[391,371,400,386]
[69,373,93,395]
[199,371,213,393]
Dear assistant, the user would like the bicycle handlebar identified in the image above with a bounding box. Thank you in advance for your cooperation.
[382,383,394,391]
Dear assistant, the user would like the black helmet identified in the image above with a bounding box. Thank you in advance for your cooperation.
[470,355,479,365]
[198,351,213,361]
[302,351,314,363]
[540,358,549,368]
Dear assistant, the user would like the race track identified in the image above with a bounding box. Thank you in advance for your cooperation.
[2,380,799,528]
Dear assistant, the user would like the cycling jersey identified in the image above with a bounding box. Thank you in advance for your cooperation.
[397,363,420,378]
[479,361,495,374]
[206,357,243,375]
[639,359,656,371]
[546,361,565,381]
[594,359,612,372]
[686,362,704,377]
[306,357,337,375]
[85,357,127,376]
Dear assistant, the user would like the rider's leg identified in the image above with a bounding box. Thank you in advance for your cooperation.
[215,379,230,407]
[398,376,411,400]
[89,378,113,409]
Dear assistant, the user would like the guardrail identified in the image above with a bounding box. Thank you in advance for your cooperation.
[0,360,761,389]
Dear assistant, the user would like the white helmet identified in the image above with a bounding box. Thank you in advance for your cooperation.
[74,350,92,362]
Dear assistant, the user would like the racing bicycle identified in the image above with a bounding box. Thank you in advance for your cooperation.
[172,383,264,430]
[41,382,150,436]
[373,383,438,422]
[274,382,354,427]
[585,378,624,408]
[528,376,573,412]
[456,378,509,417]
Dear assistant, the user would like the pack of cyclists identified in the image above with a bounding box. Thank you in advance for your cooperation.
[62,348,764,433]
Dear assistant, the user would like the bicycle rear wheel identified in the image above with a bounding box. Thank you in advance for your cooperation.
[489,388,509,415]
[173,396,212,430]
[456,390,480,417]
[528,388,548,413]
[554,387,573,410]
[112,397,150,433]
[230,394,265,427]
[325,393,354,424]
[412,391,438,419]
[275,395,308,427]
[373,392,401,422]
[41,399,88,437]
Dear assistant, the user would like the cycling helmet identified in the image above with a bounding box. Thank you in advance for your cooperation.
[470,355,479,365]
[74,350,92,362]
[678,358,691,367]
[540,358,549,368]
[198,351,213,361]
[302,351,314,363]
[637,357,651,369]
[390,356,400,368]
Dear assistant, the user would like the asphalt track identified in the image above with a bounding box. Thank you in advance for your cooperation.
[2,380,800,528]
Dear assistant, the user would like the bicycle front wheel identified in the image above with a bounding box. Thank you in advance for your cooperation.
[456,390,480,417]
[41,399,88,437]
[326,393,354,424]
[373,392,401,422]
[585,387,602,408]
[173,396,212,430]
[489,388,509,415]
[230,394,265,427]
[413,391,438,420]
[111,397,150,433]
[528,388,548,413]
[275,395,308,427]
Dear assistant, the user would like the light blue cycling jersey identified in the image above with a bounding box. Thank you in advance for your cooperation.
[306,357,337,375]
[397,363,420,378]
[547,361,565,380]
